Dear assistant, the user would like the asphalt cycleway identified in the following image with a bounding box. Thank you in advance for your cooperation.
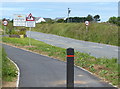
[3,44,114,87]
[26,31,119,59]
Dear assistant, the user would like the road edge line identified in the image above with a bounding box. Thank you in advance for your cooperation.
[7,57,20,87]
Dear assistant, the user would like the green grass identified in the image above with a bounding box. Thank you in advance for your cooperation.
[0,44,2,87]
[2,48,17,82]
[0,22,28,35]
[2,37,120,87]
[32,23,118,46]
[1,22,118,46]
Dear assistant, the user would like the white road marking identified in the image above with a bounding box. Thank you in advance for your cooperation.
[7,57,20,87]
[114,49,118,52]
[77,74,83,77]
[91,46,103,48]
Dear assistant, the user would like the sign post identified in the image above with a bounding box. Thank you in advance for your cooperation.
[4,26,6,35]
[26,13,35,46]
[29,27,32,46]
[85,21,89,31]
[3,19,8,35]
[67,48,74,88]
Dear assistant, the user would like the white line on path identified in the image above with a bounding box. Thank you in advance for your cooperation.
[7,57,20,87]
[114,49,118,52]
[91,46,103,48]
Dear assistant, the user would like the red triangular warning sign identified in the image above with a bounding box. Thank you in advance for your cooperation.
[26,13,35,21]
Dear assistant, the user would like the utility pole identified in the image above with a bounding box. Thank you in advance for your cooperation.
[67,8,71,23]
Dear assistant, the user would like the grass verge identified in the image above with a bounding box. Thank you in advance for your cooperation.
[1,22,118,46]
[2,37,120,87]
[32,23,118,46]
[2,47,18,87]
[0,44,2,88]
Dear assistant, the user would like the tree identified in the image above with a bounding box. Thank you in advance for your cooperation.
[94,15,100,22]
[86,14,93,21]
[47,19,55,24]
[117,17,120,26]
[57,19,64,23]
[65,17,86,23]
[2,18,6,21]
[9,19,13,23]
[107,16,120,26]
[108,17,117,24]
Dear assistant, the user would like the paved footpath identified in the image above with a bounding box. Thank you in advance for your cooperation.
[3,44,115,87]
[26,31,119,59]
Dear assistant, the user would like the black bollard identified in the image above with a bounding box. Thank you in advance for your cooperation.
[67,48,74,88]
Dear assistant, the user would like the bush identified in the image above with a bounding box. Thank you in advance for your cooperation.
[9,28,26,35]
[57,19,64,23]
[18,28,26,35]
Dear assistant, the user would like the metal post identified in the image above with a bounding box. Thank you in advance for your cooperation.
[67,48,74,88]
[29,27,31,46]
[86,26,88,31]
[14,26,16,31]
[67,10,69,23]
[4,26,6,35]
[67,8,71,23]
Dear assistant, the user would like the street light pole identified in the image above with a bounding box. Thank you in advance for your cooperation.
[67,8,71,23]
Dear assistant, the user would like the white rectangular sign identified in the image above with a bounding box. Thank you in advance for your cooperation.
[26,21,35,27]
[13,14,26,26]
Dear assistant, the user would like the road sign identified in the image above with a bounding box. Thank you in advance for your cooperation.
[26,13,35,21]
[2,19,8,34]
[26,13,36,46]
[3,20,8,26]
[26,21,35,27]
[13,14,26,26]
[26,13,35,27]
[85,21,89,26]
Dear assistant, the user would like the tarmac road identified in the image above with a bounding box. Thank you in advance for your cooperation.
[26,31,119,59]
[3,44,115,87]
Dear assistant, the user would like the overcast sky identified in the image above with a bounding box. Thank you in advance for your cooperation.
[0,1,119,22]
